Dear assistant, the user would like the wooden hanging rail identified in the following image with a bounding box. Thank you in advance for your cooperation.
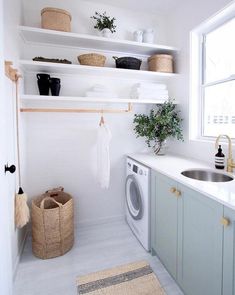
[20,103,133,114]
[5,61,22,82]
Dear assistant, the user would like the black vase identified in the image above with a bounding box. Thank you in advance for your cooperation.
[37,73,50,95]
[50,78,61,96]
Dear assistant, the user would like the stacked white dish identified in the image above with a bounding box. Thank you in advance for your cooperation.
[85,84,118,98]
[130,82,169,100]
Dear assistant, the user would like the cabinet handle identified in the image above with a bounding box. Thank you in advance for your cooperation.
[221,217,230,227]
[175,190,181,197]
[170,187,176,194]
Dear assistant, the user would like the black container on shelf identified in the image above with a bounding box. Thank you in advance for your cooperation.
[37,73,50,95]
[50,78,61,96]
[113,56,142,70]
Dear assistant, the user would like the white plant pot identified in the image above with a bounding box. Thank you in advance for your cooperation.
[101,28,112,38]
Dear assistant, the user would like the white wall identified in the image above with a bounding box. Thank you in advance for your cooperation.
[20,0,169,226]
[22,0,169,44]
[3,0,27,278]
[20,0,234,229]
[166,0,234,163]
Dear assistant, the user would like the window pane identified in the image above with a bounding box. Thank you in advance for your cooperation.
[205,18,235,84]
[203,80,235,137]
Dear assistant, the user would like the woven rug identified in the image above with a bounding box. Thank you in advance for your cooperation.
[76,261,166,294]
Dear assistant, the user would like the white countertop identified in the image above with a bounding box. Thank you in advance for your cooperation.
[128,152,235,210]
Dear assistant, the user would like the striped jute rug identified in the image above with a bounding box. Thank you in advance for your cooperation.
[76,261,166,294]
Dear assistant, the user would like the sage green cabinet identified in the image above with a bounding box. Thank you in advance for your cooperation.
[151,172,178,280]
[223,207,235,295]
[151,170,225,295]
[177,183,223,295]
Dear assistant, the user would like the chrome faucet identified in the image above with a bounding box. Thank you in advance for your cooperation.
[215,134,235,173]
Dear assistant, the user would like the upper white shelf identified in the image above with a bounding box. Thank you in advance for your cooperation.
[19,26,179,56]
[19,60,176,81]
[21,94,171,105]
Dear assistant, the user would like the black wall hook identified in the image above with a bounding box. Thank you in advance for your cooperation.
[5,164,16,174]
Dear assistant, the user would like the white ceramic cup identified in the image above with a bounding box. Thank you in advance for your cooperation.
[133,30,143,42]
[143,28,154,43]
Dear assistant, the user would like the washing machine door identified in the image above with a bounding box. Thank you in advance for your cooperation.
[125,175,143,220]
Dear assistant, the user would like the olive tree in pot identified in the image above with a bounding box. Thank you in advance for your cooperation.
[133,100,184,155]
[91,12,116,38]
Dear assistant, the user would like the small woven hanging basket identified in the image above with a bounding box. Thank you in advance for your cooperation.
[77,53,106,67]
[41,7,72,32]
[32,187,74,259]
[148,54,173,73]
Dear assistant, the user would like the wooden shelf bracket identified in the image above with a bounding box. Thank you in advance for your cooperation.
[5,60,22,82]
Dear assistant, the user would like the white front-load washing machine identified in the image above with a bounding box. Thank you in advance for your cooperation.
[125,157,150,251]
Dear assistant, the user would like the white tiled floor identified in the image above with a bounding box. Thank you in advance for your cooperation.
[14,220,184,295]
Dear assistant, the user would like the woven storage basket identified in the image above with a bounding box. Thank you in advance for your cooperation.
[41,7,72,32]
[148,54,173,73]
[77,53,106,67]
[32,187,74,259]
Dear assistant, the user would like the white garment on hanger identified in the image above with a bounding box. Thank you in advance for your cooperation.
[97,122,112,189]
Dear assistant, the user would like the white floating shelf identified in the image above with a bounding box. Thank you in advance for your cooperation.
[19,26,179,56]
[19,60,177,82]
[21,95,173,105]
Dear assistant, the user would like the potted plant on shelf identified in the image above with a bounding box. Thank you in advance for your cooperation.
[133,100,183,155]
[91,11,116,38]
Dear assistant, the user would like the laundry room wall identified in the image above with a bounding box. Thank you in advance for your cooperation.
[20,0,170,226]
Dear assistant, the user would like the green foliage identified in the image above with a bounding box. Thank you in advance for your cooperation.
[91,12,116,33]
[133,100,184,148]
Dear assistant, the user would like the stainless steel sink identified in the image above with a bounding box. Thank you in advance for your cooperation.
[181,169,234,182]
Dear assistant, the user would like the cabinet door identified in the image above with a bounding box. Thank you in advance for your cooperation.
[178,184,223,295]
[151,171,178,279]
[223,206,235,295]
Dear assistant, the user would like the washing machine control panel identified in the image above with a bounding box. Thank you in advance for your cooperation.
[133,164,138,173]
[127,159,148,176]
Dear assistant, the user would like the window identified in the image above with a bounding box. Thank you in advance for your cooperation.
[202,18,235,138]
[190,3,235,140]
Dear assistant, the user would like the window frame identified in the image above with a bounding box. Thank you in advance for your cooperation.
[189,2,235,142]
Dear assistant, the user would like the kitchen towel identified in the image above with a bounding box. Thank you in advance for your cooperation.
[86,91,118,98]
[132,94,169,100]
[97,122,112,189]
[130,90,169,100]
[130,82,169,100]
[132,82,167,90]
[86,84,118,98]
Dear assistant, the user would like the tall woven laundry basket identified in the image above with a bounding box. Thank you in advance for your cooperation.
[32,187,74,259]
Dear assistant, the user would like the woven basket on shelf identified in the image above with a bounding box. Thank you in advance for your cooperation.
[148,54,173,73]
[77,53,106,67]
[32,187,74,259]
[41,7,72,32]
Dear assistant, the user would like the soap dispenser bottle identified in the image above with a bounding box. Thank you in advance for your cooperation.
[215,145,225,169]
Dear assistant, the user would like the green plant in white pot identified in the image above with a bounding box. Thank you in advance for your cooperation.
[91,11,116,38]
[133,100,183,155]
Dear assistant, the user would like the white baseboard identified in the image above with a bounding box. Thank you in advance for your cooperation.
[13,227,29,281]
[77,215,125,229]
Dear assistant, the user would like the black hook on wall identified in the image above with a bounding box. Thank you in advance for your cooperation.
[5,164,16,174]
